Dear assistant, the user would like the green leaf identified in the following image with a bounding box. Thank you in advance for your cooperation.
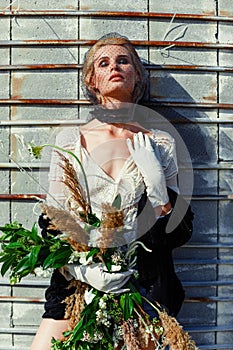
[112,193,121,209]
[131,291,142,305]
[120,293,134,320]
[14,255,31,274]
[29,245,41,269]
[105,261,112,272]
[128,297,134,316]
[86,247,99,260]
[30,223,41,243]
[1,255,16,276]
[43,247,72,269]
[3,242,24,250]
[66,315,85,343]
[0,221,23,234]
[87,213,101,227]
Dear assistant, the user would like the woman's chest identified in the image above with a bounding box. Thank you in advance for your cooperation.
[81,129,133,181]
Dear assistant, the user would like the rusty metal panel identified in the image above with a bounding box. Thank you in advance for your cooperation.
[0,1,232,349]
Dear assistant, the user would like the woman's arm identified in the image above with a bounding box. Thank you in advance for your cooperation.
[155,174,178,217]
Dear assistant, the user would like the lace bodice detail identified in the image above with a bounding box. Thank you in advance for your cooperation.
[47,125,178,244]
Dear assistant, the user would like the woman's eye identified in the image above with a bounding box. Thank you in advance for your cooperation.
[117,58,129,64]
[99,60,108,67]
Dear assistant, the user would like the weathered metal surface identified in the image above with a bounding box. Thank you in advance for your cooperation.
[0,194,232,201]
[0,10,233,23]
[0,1,232,349]
[0,39,233,49]
[1,99,233,109]
[1,162,233,170]
[1,118,233,126]
[0,296,45,303]
[1,63,233,72]
[0,194,45,200]
[0,64,83,70]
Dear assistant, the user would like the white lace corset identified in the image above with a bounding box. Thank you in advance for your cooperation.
[47,126,178,245]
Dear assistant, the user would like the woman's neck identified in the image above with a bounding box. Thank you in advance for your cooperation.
[101,97,133,110]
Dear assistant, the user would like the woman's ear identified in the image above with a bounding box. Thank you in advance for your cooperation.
[90,74,96,90]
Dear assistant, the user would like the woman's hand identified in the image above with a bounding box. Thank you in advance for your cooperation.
[64,263,134,294]
[127,132,169,210]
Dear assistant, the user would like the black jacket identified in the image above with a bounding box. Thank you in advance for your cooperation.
[137,187,194,316]
[39,188,194,318]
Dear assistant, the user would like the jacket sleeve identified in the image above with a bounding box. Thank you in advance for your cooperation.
[137,187,194,250]
[165,187,194,249]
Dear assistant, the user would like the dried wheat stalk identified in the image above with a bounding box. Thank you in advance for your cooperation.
[41,203,89,249]
[58,151,91,221]
[159,310,198,350]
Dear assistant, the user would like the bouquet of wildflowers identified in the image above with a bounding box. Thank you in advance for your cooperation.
[0,142,198,350]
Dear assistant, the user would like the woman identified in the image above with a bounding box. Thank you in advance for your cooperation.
[30,33,193,350]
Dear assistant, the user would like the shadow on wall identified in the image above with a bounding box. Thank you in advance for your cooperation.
[148,69,215,164]
[136,64,217,199]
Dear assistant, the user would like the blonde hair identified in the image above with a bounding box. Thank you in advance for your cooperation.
[82,33,148,104]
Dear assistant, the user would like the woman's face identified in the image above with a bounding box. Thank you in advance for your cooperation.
[92,45,138,104]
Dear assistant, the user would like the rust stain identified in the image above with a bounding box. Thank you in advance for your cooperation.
[187,297,214,302]
[11,73,27,99]
[25,63,80,69]
[79,6,92,11]
[0,296,44,302]
[1,11,233,22]
[11,106,18,119]
[219,10,233,17]
[10,134,18,168]
[0,39,231,50]
[202,80,217,101]
[201,10,216,16]
[203,94,217,102]
[65,5,78,10]
[0,194,46,200]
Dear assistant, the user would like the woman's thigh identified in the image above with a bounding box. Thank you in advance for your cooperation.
[30,319,158,350]
[30,318,69,350]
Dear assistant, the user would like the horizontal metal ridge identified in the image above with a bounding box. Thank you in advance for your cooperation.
[175,259,233,264]
[0,194,233,201]
[186,325,233,333]
[0,40,233,50]
[1,324,233,336]
[186,296,233,302]
[1,295,233,303]
[0,194,46,200]
[0,162,233,170]
[1,278,233,288]
[1,279,232,288]
[0,99,233,109]
[0,10,233,22]
[1,118,233,127]
[0,279,49,287]
[0,63,233,72]
[183,280,233,287]
[198,345,233,350]
[0,98,90,105]
[184,243,233,248]
[0,296,45,303]
[0,327,36,335]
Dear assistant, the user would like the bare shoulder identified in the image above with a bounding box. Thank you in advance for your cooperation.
[129,122,175,145]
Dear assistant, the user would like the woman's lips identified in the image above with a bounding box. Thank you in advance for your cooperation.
[109,74,124,81]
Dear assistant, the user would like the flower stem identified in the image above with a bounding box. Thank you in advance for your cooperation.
[141,296,161,314]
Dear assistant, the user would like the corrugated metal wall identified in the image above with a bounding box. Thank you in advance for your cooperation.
[0,1,233,349]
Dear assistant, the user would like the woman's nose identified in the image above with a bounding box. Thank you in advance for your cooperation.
[110,60,119,71]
